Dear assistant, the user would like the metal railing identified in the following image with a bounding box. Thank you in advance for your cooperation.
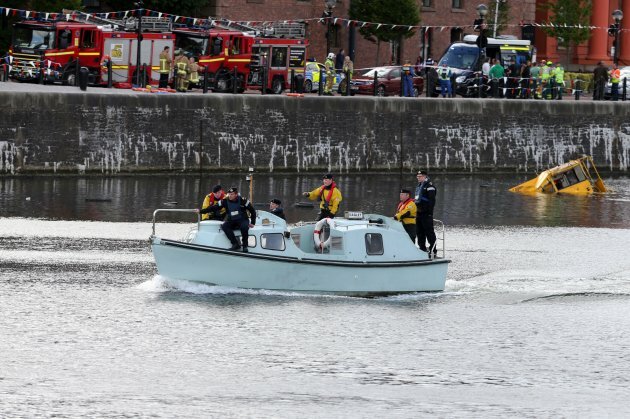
[430,219,446,259]
[151,208,200,237]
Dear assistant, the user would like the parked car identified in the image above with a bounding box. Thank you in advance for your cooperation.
[350,66,424,97]
[605,66,630,99]
[303,61,344,93]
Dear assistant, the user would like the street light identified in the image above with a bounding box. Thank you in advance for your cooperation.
[611,9,623,66]
[475,4,488,97]
[323,0,336,55]
[492,0,507,38]
[134,1,144,86]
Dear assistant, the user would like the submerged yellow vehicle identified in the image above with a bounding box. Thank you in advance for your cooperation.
[510,156,607,195]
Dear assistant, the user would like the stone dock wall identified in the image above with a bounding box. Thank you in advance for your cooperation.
[1,91,629,175]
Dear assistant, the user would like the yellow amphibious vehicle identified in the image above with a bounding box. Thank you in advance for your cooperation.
[509,156,607,195]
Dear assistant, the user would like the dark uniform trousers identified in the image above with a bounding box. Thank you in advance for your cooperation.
[222,219,250,248]
[403,223,416,243]
[416,212,436,254]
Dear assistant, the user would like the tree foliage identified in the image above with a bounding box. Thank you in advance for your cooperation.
[539,0,592,49]
[348,0,420,43]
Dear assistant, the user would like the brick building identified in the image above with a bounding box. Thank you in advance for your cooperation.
[85,0,630,70]
[206,0,538,70]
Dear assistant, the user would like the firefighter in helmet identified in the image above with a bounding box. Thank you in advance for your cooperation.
[187,55,200,90]
[324,52,335,96]
[158,46,172,88]
[174,49,189,92]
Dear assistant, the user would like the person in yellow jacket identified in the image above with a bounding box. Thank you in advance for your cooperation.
[187,56,200,90]
[158,46,172,88]
[610,63,621,101]
[200,185,226,220]
[324,52,335,96]
[174,50,189,92]
[302,173,342,220]
[394,188,417,242]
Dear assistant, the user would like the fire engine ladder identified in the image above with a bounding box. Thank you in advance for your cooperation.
[214,19,264,36]
[125,16,172,33]
[61,9,125,30]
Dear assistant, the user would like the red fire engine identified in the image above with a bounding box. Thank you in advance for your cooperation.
[173,26,254,93]
[248,37,308,94]
[9,14,174,87]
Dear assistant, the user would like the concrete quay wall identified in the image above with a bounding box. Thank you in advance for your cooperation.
[1,91,629,175]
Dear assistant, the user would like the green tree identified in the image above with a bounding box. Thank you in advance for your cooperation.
[486,0,510,37]
[539,0,592,66]
[349,0,420,66]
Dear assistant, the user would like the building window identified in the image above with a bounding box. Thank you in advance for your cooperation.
[422,0,432,6]
[450,27,463,43]
[452,0,462,8]
[247,0,264,3]
[365,233,384,255]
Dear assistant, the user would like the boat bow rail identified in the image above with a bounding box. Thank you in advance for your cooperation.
[151,208,200,238]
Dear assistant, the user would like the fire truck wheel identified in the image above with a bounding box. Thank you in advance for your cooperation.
[272,78,284,94]
[413,86,420,97]
[376,85,386,97]
[64,73,77,87]
[304,80,313,93]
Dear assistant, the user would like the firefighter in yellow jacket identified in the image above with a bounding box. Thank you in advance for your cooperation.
[200,184,226,221]
[174,50,189,92]
[394,188,417,242]
[302,173,342,220]
[158,46,172,88]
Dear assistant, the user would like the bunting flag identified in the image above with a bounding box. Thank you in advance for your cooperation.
[0,5,625,35]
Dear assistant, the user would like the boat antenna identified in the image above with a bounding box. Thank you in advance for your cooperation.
[247,167,254,203]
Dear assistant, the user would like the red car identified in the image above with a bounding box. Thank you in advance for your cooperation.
[350,66,424,97]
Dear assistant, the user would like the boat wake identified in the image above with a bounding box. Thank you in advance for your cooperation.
[137,275,355,299]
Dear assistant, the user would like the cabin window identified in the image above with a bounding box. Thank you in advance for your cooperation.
[238,236,256,247]
[291,234,301,247]
[365,233,384,255]
[261,233,285,251]
[331,236,343,250]
[81,30,96,48]
[271,47,287,67]
[574,166,587,183]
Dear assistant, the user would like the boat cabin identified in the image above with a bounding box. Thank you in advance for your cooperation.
[187,211,428,262]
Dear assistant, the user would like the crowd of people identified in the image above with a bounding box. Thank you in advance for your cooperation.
[197,171,438,258]
[416,56,625,101]
[158,45,200,92]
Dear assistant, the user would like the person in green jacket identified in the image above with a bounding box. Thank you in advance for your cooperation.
[488,58,505,98]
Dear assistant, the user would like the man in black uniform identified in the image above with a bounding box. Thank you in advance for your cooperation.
[203,187,256,252]
[414,170,437,257]
[269,198,286,220]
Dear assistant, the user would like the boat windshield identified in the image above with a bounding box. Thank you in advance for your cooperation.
[438,44,479,70]
[12,26,55,50]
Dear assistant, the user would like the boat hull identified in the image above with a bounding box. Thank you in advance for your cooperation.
[152,238,449,296]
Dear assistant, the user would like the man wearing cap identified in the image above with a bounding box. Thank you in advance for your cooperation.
[200,185,225,221]
[269,198,285,220]
[394,189,417,242]
[210,187,257,252]
[302,174,343,220]
[414,171,437,257]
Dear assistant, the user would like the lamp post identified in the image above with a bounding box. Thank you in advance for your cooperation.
[134,1,144,86]
[475,4,488,98]
[323,0,336,55]
[612,9,623,66]
[492,0,507,38]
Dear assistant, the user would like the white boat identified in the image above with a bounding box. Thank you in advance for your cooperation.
[150,210,450,297]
